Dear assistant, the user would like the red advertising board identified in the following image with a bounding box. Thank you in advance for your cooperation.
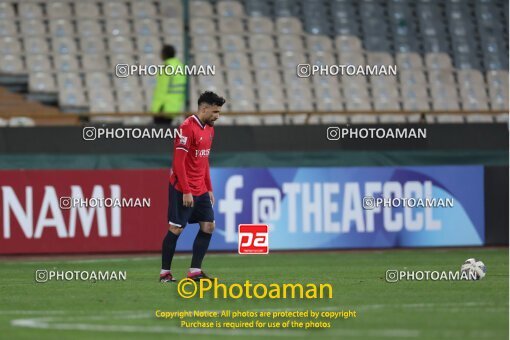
[0,169,169,254]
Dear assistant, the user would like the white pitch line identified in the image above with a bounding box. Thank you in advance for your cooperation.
[0,311,67,315]
[10,302,507,338]
[2,301,499,316]
[11,316,420,338]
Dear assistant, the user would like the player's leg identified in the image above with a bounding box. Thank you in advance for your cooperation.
[160,184,192,283]
[187,192,215,280]
[160,224,183,282]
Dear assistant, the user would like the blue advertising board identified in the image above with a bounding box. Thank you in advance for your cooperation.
[176,166,484,251]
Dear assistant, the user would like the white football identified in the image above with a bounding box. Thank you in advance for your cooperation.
[461,258,486,280]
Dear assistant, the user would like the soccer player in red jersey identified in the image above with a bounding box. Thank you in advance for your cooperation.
[160,91,225,282]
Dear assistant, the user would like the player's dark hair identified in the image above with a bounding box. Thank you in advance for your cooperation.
[161,45,176,60]
[198,91,226,107]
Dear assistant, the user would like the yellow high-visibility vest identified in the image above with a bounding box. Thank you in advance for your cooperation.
[151,57,187,117]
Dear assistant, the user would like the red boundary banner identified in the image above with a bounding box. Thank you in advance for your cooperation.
[0,169,169,254]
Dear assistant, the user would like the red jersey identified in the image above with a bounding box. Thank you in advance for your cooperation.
[170,115,214,196]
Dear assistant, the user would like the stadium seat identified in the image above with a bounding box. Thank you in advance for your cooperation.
[191,35,218,52]
[338,52,366,65]
[220,35,246,52]
[74,3,100,18]
[194,53,221,68]
[244,0,271,17]
[256,73,283,89]
[103,2,129,19]
[0,20,17,36]
[9,117,36,126]
[138,53,160,67]
[89,90,116,113]
[248,17,274,34]
[218,18,245,34]
[425,53,453,69]
[82,55,109,71]
[108,36,134,54]
[0,3,15,19]
[196,74,226,94]
[29,72,57,92]
[18,3,43,19]
[189,1,214,17]
[23,37,50,54]
[134,19,159,37]
[47,2,72,19]
[110,54,136,67]
[53,54,80,72]
[117,90,145,112]
[161,18,184,35]
[20,19,46,36]
[320,114,348,124]
[77,20,103,37]
[349,114,379,124]
[59,90,87,108]
[227,70,253,88]
[252,52,278,69]
[0,37,22,54]
[26,55,52,72]
[316,90,344,112]
[52,37,78,54]
[260,114,284,125]
[224,52,250,69]
[105,19,132,36]
[495,113,509,123]
[379,114,408,123]
[131,2,157,19]
[276,18,303,34]
[434,114,465,123]
[190,18,216,34]
[285,114,309,125]
[248,35,274,51]
[465,114,494,123]
[85,72,112,90]
[280,51,307,69]
[217,1,245,17]
[49,19,74,37]
[0,55,24,74]
[136,37,162,54]
[306,35,334,52]
[160,0,183,18]
[234,115,262,125]
[229,86,256,101]
[277,35,304,51]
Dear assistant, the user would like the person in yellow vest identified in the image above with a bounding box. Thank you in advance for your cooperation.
[151,45,187,125]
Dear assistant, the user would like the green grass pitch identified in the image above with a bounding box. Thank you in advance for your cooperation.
[0,248,507,340]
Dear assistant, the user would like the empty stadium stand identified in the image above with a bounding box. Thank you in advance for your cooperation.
[0,0,508,125]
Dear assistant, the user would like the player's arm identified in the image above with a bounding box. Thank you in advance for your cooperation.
[173,126,193,207]
[205,160,214,206]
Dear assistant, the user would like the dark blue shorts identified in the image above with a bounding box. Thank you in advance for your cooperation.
[167,184,214,228]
